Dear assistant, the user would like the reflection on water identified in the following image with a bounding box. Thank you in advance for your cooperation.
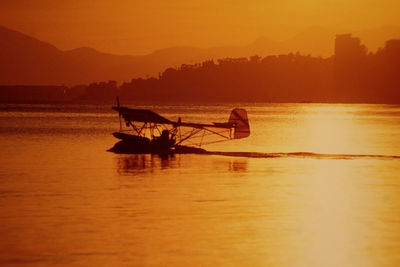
[117,154,248,174]
[228,159,248,172]
[116,154,178,174]
[0,103,400,266]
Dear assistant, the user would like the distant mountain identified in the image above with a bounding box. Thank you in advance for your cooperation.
[0,25,66,85]
[355,25,400,52]
[242,26,400,56]
[1,25,399,85]
[282,27,337,56]
[0,25,146,85]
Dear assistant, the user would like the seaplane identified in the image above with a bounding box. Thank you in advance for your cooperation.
[109,97,250,154]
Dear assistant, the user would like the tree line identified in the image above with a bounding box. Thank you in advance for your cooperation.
[1,38,399,103]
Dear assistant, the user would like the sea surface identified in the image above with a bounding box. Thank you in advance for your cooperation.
[0,103,400,266]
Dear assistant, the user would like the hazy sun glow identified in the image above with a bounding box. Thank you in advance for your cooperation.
[302,106,359,154]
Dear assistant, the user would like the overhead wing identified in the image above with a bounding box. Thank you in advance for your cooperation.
[112,106,172,124]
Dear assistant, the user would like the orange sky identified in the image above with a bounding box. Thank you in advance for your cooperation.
[0,0,399,55]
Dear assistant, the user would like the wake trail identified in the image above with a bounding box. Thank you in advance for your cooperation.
[204,151,400,160]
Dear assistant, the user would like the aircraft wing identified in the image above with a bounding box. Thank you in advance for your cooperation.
[112,106,172,124]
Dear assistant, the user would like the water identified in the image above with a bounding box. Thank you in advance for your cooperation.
[0,103,400,266]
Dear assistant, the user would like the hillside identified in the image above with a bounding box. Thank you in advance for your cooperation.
[1,25,400,86]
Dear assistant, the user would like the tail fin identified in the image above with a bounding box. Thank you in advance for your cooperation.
[229,108,250,139]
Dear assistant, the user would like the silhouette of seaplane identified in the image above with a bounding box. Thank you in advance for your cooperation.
[109,98,250,154]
